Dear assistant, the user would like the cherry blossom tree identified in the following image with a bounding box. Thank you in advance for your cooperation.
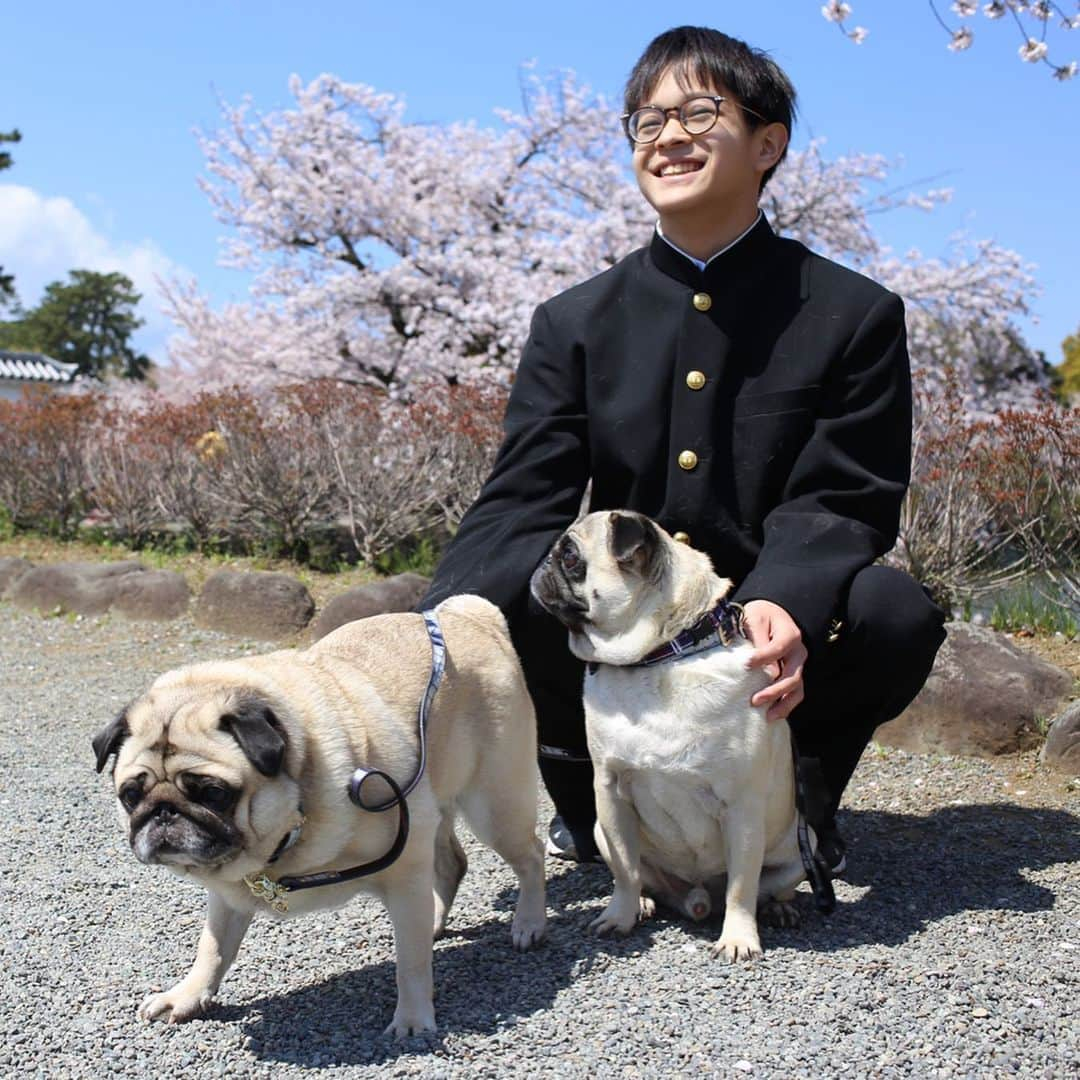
[821,1,1079,81]
[163,70,1047,410]
[164,72,651,392]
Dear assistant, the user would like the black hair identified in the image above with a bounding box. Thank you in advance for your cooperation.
[623,26,797,190]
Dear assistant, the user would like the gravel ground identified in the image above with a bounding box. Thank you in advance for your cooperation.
[1,605,1077,1079]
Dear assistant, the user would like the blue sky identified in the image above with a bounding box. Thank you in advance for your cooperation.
[2,1,1077,366]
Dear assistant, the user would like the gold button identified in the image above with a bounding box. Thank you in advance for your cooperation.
[677,450,698,471]
[692,292,712,312]
[686,370,706,391]
[672,531,690,544]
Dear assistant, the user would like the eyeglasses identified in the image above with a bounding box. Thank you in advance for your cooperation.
[620,95,767,145]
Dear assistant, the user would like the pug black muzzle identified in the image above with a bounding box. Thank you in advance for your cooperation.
[530,533,590,631]
[129,796,241,867]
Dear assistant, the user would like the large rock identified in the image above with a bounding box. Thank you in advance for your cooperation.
[0,557,34,598]
[111,570,191,621]
[8,560,147,616]
[195,570,314,640]
[1041,702,1080,777]
[310,573,430,641]
[877,622,1076,758]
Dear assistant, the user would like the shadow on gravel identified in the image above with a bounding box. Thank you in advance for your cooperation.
[805,801,1080,949]
[222,861,656,1068]
[213,802,1079,1066]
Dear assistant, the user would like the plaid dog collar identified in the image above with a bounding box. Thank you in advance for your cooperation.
[587,597,748,674]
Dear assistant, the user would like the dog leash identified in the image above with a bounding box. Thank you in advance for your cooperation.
[244,610,447,913]
[788,731,836,915]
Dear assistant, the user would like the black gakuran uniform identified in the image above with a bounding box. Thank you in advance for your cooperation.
[421,214,946,831]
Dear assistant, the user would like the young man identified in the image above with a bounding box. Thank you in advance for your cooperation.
[419,26,946,868]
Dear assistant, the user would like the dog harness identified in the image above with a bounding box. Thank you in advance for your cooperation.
[244,610,446,912]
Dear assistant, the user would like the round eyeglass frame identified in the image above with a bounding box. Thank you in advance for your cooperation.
[620,95,768,145]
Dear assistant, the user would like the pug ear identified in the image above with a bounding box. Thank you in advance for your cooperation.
[609,511,661,574]
[92,710,131,774]
[221,700,287,777]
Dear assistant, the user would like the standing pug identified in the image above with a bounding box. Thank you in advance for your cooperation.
[533,510,806,960]
[92,595,546,1037]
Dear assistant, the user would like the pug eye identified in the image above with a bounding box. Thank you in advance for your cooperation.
[118,779,143,813]
[183,776,238,814]
[560,547,580,571]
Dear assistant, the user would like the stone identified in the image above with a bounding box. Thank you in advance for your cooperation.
[310,573,430,641]
[195,569,315,640]
[8,561,147,616]
[111,571,191,621]
[876,622,1076,758]
[1041,702,1080,777]
[0,557,34,599]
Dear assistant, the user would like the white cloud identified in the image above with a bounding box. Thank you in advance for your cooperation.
[0,184,185,362]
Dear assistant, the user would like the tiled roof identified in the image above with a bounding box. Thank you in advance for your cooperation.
[0,350,79,384]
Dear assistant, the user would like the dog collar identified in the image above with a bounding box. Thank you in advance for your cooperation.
[266,808,306,865]
[587,598,747,675]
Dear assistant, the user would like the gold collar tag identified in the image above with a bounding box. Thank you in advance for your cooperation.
[244,873,290,912]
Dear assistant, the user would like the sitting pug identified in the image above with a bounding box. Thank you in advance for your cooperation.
[92,595,546,1036]
[531,510,807,961]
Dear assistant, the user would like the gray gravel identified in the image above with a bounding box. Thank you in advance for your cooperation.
[1,603,1077,1079]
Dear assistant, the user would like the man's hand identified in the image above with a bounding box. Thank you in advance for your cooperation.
[742,600,807,722]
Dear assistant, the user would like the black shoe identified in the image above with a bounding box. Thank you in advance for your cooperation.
[816,827,848,878]
[545,815,601,863]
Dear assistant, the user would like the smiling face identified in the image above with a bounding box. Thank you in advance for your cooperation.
[631,66,785,259]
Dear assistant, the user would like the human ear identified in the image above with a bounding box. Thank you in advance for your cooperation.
[755,122,788,174]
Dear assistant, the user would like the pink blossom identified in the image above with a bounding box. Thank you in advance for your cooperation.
[1019,37,1050,60]
[162,72,1045,414]
[821,1,852,23]
[949,27,976,50]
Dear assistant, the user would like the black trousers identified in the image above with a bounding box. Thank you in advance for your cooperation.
[510,564,947,832]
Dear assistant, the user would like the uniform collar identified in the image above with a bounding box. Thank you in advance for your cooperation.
[648,212,776,289]
[656,210,763,271]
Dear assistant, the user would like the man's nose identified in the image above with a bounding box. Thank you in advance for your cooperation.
[655,112,691,148]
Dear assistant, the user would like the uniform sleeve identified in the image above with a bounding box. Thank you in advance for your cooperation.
[732,291,912,648]
[419,302,590,617]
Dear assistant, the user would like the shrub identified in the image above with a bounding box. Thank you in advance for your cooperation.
[0,377,506,568]
[891,370,1079,612]
[0,388,101,537]
[973,401,1079,611]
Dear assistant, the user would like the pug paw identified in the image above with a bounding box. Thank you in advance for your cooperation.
[385,1008,437,1038]
[758,899,800,928]
[589,894,650,936]
[711,932,763,963]
[511,910,547,951]
[139,985,213,1024]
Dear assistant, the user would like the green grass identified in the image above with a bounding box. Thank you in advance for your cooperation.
[374,535,441,578]
[989,584,1078,639]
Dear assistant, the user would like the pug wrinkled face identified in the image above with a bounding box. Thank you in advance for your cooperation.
[531,511,670,663]
[92,688,290,873]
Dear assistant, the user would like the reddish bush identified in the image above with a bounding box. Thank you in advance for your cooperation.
[891,371,1078,610]
[0,378,512,565]
[407,380,507,531]
[0,388,101,537]
[972,401,1079,609]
